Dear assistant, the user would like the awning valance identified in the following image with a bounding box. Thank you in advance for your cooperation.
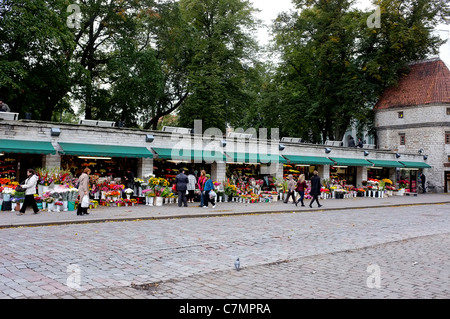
[152,147,226,162]
[399,161,432,169]
[0,139,56,155]
[329,157,373,167]
[59,142,153,158]
[367,159,405,168]
[283,155,335,165]
[225,152,287,164]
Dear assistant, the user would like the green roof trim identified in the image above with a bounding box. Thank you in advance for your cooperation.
[329,157,373,167]
[225,152,287,164]
[399,161,432,169]
[0,139,56,155]
[283,155,335,165]
[152,147,226,162]
[367,159,405,168]
[59,142,153,158]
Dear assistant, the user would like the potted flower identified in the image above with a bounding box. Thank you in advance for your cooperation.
[397,180,409,195]
[124,188,134,200]
[54,201,63,212]
[142,188,155,206]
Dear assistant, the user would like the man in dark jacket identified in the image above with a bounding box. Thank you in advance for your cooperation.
[309,170,322,208]
[0,98,11,112]
[175,169,189,207]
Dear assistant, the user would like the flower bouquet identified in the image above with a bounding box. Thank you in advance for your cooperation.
[124,188,134,199]
[54,201,63,212]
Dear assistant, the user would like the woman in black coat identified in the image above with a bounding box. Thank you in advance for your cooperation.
[309,170,322,208]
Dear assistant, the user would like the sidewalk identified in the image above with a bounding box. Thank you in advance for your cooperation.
[1,193,449,228]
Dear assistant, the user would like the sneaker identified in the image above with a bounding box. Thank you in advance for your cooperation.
[203,206,208,208]
[212,205,216,208]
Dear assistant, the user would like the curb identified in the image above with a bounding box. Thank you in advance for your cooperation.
[1,201,449,229]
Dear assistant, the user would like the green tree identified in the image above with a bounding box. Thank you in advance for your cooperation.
[0,0,76,120]
[266,0,448,143]
[177,0,261,132]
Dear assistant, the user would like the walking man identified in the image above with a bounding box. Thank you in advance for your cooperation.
[175,169,189,207]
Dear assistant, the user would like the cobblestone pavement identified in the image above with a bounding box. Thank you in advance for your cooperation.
[0,202,449,300]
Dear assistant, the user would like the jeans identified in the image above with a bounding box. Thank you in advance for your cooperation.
[297,191,305,205]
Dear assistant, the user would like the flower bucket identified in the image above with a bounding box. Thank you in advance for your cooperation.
[37,202,43,209]
[155,196,163,207]
[3,194,10,202]
[48,203,55,211]
[68,201,75,211]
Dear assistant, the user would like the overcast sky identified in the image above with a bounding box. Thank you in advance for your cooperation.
[252,0,450,66]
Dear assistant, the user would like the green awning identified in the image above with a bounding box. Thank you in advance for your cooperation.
[329,157,373,167]
[225,152,287,164]
[399,161,432,169]
[0,139,56,155]
[367,159,405,168]
[283,154,335,165]
[152,147,226,162]
[59,142,153,158]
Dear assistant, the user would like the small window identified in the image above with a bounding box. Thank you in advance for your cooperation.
[446,132,450,144]
[447,108,450,115]
[399,133,406,145]
[398,111,404,118]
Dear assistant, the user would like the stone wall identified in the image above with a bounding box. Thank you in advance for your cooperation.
[1,119,430,187]
[375,103,450,192]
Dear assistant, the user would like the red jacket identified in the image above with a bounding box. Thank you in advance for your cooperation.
[198,176,206,191]
[296,180,307,192]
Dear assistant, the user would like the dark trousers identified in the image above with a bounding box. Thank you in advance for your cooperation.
[178,191,188,207]
[20,194,39,213]
[204,190,216,207]
[77,195,89,215]
[187,190,195,201]
[77,205,88,215]
[200,191,205,207]
[296,191,305,206]
[284,191,296,203]
[310,194,321,207]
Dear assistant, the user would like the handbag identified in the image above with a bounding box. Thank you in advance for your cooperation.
[15,185,26,192]
[172,184,177,192]
[81,195,90,208]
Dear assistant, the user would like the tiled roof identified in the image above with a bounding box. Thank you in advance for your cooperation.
[374,59,450,110]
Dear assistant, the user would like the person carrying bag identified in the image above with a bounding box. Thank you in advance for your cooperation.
[17,168,40,215]
[203,174,216,209]
[77,168,91,216]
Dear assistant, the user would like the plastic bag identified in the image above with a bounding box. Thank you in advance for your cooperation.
[209,190,217,199]
[81,195,90,208]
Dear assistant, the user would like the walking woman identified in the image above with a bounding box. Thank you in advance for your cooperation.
[295,174,307,207]
[309,170,322,208]
[17,169,40,215]
[77,168,91,216]
[197,170,207,207]
[284,174,297,204]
